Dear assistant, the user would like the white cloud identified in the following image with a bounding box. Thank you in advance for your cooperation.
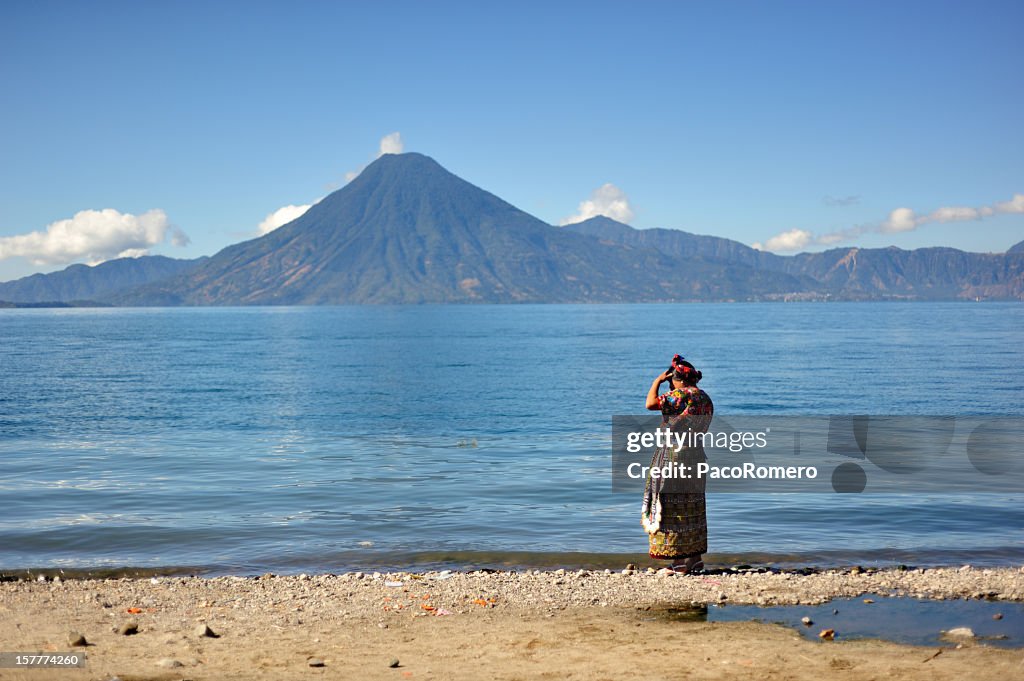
[559,183,635,225]
[168,227,189,247]
[378,132,404,156]
[116,248,151,259]
[345,132,405,182]
[752,228,813,252]
[257,203,314,235]
[882,207,919,232]
[927,206,983,223]
[816,232,849,246]
[995,193,1024,214]
[0,208,188,266]
[823,195,861,207]
[754,192,1023,253]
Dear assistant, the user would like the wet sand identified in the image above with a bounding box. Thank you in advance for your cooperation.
[1,566,1022,680]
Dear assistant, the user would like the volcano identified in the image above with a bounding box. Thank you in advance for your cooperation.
[114,153,804,304]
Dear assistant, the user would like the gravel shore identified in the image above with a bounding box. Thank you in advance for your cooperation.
[2,566,1022,680]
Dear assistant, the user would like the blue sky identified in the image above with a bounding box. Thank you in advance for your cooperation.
[1,0,1021,280]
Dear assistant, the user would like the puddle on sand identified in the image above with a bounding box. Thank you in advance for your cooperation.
[652,595,1024,648]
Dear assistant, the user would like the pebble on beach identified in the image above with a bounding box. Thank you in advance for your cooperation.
[307,658,325,668]
[941,627,976,641]
[156,658,183,668]
[389,658,400,668]
[118,621,139,636]
[801,616,813,626]
[194,622,219,638]
[67,631,87,647]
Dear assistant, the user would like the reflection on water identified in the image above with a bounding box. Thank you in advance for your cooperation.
[707,595,1024,649]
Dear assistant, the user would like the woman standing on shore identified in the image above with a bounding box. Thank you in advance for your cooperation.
[642,354,714,574]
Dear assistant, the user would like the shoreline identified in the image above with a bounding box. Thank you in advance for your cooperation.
[6,565,1023,606]
[7,547,1024,581]
[2,566,1023,680]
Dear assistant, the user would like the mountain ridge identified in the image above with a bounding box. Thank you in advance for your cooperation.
[2,154,1021,303]
[565,216,1024,300]
[0,255,206,304]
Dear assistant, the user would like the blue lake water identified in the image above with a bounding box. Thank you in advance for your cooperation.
[1,303,1022,575]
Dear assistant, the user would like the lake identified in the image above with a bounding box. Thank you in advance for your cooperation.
[1,303,1021,575]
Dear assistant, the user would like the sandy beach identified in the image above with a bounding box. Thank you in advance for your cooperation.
[2,566,1022,680]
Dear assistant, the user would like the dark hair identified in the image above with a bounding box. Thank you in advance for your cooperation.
[671,354,703,385]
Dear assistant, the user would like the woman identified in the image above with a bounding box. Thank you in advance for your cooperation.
[642,354,713,574]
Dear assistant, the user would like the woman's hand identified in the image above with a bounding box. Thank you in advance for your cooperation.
[646,370,673,410]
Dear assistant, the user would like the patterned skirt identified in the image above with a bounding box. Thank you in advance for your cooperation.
[647,492,708,560]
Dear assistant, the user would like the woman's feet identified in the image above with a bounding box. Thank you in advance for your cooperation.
[669,554,704,575]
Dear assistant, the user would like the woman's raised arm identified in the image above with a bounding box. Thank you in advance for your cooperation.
[646,370,672,410]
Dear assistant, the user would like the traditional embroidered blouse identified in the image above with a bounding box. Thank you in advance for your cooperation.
[657,385,713,417]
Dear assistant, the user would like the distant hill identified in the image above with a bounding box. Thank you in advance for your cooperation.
[0,255,206,304]
[565,215,786,271]
[114,153,807,304]
[1009,240,1024,254]
[566,216,1024,300]
[782,246,1024,300]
